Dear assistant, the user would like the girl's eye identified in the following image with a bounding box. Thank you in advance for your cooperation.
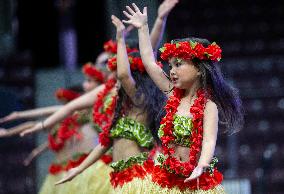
[169,64,172,69]
[176,63,181,67]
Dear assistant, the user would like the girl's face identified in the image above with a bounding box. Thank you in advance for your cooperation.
[82,76,99,92]
[169,58,200,89]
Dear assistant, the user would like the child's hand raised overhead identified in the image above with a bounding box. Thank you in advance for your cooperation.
[122,3,147,29]
[111,15,125,40]
[158,0,179,20]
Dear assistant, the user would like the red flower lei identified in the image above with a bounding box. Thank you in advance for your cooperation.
[82,62,105,83]
[160,88,207,177]
[48,153,88,175]
[55,88,81,103]
[48,114,82,152]
[92,78,117,147]
[100,154,113,164]
[160,41,222,62]
[103,39,138,54]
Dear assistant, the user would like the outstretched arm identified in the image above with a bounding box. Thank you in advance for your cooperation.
[0,121,36,138]
[23,141,49,166]
[20,84,105,137]
[123,4,172,95]
[150,0,179,53]
[0,106,63,124]
[111,15,137,101]
[184,101,218,182]
[55,144,109,185]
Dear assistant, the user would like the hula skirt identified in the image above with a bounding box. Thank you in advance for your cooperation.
[111,158,226,194]
[39,159,113,194]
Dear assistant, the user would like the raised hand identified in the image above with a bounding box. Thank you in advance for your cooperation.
[111,15,126,40]
[122,3,148,29]
[55,167,80,185]
[158,0,179,19]
[0,112,19,123]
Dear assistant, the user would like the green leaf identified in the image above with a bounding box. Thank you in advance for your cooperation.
[175,43,180,48]
[189,41,197,49]
[159,47,166,52]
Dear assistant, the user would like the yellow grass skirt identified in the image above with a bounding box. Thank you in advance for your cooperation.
[39,159,113,194]
[39,173,63,194]
[112,176,226,194]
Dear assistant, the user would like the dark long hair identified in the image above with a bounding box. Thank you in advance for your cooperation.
[110,52,166,142]
[172,37,244,134]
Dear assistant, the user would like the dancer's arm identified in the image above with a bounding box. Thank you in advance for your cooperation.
[112,15,138,101]
[0,121,36,137]
[150,0,179,53]
[55,144,109,185]
[0,106,62,124]
[184,101,218,182]
[20,84,105,137]
[23,141,49,166]
[123,4,172,95]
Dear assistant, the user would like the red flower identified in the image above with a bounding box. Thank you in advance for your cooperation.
[48,115,82,152]
[104,39,138,54]
[49,163,63,175]
[110,164,147,188]
[55,88,81,103]
[82,62,105,83]
[103,40,117,54]
[148,162,223,190]
[92,78,117,147]
[100,154,113,164]
[107,57,117,71]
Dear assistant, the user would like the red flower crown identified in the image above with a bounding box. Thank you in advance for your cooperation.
[55,88,81,103]
[82,62,105,83]
[159,41,222,62]
[107,56,163,73]
[103,39,138,54]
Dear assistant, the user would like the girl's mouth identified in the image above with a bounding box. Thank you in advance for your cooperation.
[171,77,178,83]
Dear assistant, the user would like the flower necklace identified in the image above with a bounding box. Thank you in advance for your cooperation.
[159,87,207,177]
[48,114,82,152]
[92,78,117,147]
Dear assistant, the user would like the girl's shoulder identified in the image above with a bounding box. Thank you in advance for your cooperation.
[205,99,218,113]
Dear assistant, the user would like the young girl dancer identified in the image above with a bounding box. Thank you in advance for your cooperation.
[120,3,244,193]
[55,21,165,194]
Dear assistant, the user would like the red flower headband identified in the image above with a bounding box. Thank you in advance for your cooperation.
[107,56,163,73]
[82,62,105,83]
[55,88,81,102]
[103,39,138,54]
[159,41,222,62]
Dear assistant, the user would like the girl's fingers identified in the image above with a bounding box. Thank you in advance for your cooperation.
[123,11,132,19]
[126,6,135,15]
[143,7,147,15]
[132,3,140,12]
[122,20,132,24]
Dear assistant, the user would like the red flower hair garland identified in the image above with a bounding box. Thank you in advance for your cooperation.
[55,88,81,103]
[103,39,138,54]
[82,62,105,83]
[160,41,222,62]
[107,56,163,73]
